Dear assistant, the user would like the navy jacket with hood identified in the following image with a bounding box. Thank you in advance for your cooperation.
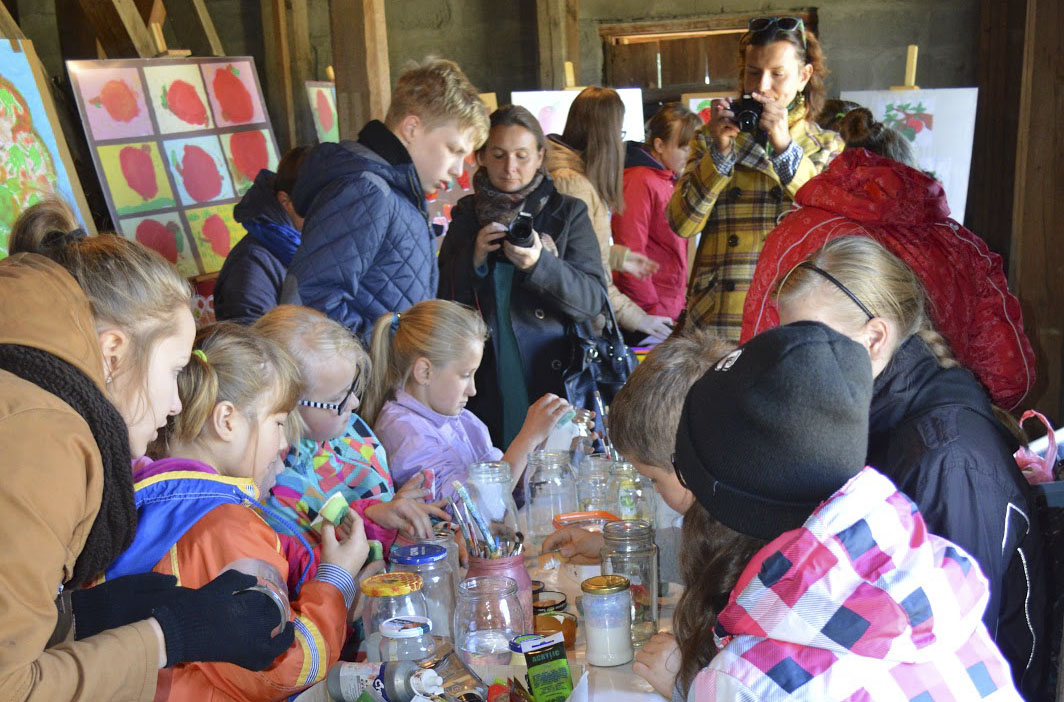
[867,335,1047,699]
[213,169,297,323]
[282,120,436,338]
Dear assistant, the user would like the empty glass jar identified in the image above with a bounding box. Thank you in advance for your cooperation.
[361,572,428,661]
[453,576,524,666]
[579,453,614,512]
[524,450,578,544]
[378,616,437,662]
[390,544,456,640]
[600,519,658,644]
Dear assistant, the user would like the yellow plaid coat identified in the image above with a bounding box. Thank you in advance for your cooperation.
[668,118,843,340]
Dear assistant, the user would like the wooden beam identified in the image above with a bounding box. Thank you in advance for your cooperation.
[565,0,579,84]
[75,0,156,58]
[288,0,317,146]
[260,0,296,152]
[1010,0,1064,418]
[0,0,23,39]
[329,0,390,140]
[165,0,224,56]
[55,0,102,58]
[537,0,566,89]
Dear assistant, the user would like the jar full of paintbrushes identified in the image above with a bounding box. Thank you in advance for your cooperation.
[466,461,520,543]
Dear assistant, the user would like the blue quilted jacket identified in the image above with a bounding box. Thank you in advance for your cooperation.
[282,121,436,338]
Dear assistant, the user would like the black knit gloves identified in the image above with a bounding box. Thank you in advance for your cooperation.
[151,569,294,669]
[71,572,179,640]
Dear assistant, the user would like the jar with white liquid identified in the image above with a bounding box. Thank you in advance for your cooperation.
[580,575,633,666]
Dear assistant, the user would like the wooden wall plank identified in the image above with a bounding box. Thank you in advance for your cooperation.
[329,0,389,140]
[260,0,295,152]
[1010,0,1064,419]
[165,0,224,56]
[537,0,566,89]
[288,0,316,146]
[73,0,155,57]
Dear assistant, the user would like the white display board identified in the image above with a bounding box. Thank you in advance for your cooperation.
[511,88,646,142]
[840,88,978,221]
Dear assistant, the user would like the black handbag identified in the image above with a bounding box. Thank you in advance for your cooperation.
[563,286,638,417]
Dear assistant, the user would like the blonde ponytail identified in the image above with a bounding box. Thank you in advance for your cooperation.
[156,323,302,454]
[362,313,401,427]
[916,327,959,370]
[362,301,489,427]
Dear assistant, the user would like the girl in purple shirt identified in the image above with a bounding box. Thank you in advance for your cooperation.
[363,300,569,500]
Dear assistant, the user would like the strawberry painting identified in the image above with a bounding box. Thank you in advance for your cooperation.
[201,213,231,256]
[163,80,208,127]
[212,64,254,124]
[119,145,158,200]
[134,218,178,263]
[90,79,140,123]
[176,144,222,202]
[316,88,334,133]
[228,129,269,182]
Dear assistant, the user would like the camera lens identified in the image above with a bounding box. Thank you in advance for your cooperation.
[736,110,759,132]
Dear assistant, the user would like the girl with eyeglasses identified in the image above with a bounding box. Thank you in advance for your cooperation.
[668,16,844,342]
[120,321,370,701]
[254,305,450,554]
[775,236,1047,698]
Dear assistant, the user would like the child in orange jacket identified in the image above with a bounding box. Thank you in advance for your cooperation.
[108,323,369,701]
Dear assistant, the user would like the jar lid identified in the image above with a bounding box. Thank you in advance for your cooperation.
[360,572,423,596]
[391,544,447,565]
[581,574,630,594]
[381,616,432,638]
[508,633,544,652]
[533,591,567,613]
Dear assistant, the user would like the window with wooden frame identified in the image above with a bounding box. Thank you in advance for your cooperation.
[599,9,819,101]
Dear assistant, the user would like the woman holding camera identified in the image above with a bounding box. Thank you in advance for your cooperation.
[439,105,606,447]
[668,17,844,342]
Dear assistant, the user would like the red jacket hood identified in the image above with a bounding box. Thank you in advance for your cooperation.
[794,148,951,226]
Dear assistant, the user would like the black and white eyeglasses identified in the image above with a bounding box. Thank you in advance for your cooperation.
[298,372,361,416]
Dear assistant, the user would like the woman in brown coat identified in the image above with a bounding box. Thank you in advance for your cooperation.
[0,235,290,702]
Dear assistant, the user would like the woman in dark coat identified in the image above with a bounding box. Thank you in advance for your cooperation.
[439,105,606,447]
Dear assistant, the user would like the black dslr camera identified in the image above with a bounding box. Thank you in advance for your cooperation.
[730,95,763,133]
[505,211,535,248]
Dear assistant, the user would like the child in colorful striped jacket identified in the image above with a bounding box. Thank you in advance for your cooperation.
[671,321,1022,702]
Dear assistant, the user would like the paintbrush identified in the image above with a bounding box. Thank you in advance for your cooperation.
[452,481,499,556]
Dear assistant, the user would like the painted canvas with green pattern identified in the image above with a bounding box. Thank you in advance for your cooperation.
[0,40,88,256]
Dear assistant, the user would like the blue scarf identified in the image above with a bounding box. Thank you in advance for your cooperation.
[244,218,302,267]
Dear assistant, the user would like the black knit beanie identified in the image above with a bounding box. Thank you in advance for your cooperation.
[674,321,872,541]
[0,344,135,588]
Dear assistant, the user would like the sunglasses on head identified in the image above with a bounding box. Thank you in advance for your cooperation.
[298,370,361,416]
[748,16,807,49]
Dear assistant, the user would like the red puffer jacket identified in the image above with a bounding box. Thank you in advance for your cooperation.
[742,148,1034,409]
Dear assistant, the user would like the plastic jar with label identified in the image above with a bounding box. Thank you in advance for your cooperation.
[377,616,437,662]
[390,544,456,640]
[581,574,634,666]
[360,573,428,662]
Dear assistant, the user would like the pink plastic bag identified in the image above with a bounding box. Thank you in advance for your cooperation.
[1015,410,1057,485]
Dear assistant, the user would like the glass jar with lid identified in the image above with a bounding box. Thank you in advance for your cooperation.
[414,530,462,588]
[360,572,428,661]
[390,544,456,640]
[377,615,437,662]
[453,575,524,666]
[581,574,633,666]
[606,461,656,523]
[600,519,658,644]
[524,450,578,545]
[466,461,520,543]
